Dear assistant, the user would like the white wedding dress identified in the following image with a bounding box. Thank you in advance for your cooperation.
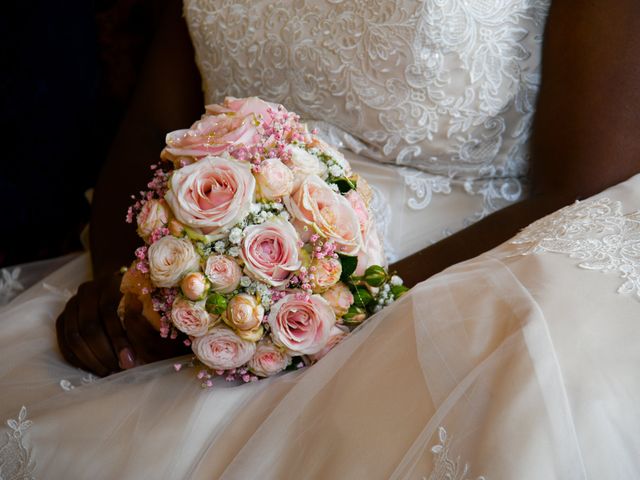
[2,1,640,478]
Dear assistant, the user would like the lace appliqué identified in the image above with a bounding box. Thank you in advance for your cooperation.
[511,197,640,298]
[0,407,35,480]
[427,427,485,480]
[185,0,550,183]
[399,168,452,210]
[59,373,98,392]
[0,268,24,306]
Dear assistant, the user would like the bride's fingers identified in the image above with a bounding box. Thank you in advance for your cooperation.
[76,282,119,374]
[56,308,89,371]
[99,277,137,370]
[62,294,111,377]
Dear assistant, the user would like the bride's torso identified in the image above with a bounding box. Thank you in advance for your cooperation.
[184,0,551,260]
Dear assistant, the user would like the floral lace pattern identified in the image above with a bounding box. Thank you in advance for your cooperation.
[0,268,24,306]
[0,407,35,480]
[511,198,640,299]
[427,427,485,480]
[185,0,550,182]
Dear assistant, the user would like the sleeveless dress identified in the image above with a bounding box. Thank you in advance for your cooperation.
[2,1,640,478]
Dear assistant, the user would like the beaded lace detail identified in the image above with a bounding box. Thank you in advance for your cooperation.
[511,198,640,299]
[185,0,550,213]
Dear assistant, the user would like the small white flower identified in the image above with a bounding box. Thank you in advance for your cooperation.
[272,202,284,211]
[329,183,340,193]
[228,246,241,257]
[229,227,243,244]
[250,203,262,215]
[240,276,252,287]
[329,165,343,177]
[390,275,403,286]
[279,211,291,221]
[256,283,269,295]
[261,296,272,308]
[214,241,226,253]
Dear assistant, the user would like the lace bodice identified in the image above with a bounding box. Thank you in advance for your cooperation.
[184,0,550,182]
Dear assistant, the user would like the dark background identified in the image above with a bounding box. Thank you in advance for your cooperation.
[0,0,156,268]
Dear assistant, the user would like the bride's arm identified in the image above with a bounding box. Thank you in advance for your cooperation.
[90,0,203,279]
[392,0,640,287]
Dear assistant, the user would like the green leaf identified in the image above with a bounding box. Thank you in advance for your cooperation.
[391,285,409,298]
[333,177,357,194]
[338,253,358,281]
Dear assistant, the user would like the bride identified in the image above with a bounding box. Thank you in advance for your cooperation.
[2,0,640,478]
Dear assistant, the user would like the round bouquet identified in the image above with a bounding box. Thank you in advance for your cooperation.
[121,97,407,386]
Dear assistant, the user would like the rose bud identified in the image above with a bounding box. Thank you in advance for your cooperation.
[363,265,387,287]
[321,282,354,317]
[205,292,228,315]
[180,272,209,301]
[342,305,367,324]
[225,293,264,332]
[310,256,342,293]
[391,284,410,298]
[352,286,374,308]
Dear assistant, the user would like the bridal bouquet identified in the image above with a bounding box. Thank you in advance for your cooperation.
[120,97,407,386]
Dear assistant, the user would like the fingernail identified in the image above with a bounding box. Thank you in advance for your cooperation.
[119,348,135,369]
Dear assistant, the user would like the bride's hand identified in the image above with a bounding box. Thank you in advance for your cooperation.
[55,273,188,377]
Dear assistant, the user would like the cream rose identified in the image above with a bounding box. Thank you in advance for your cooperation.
[310,256,342,293]
[254,157,294,200]
[204,255,242,293]
[247,341,291,377]
[180,272,209,301]
[165,156,255,239]
[225,293,264,332]
[192,327,257,370]
[241,218,301,287]
[354,224,387,276]
[309,325,350,362]
[137,199,170,241]
[268,293,336,355]
[285,175,363,255]
[285,145,327,183]
[171,297,213,337]
[148,236,200,288]
[321,282,354,317]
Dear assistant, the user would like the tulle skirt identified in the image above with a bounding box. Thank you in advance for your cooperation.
[2,175,640,479]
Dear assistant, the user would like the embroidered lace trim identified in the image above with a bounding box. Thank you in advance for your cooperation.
[427,427,486,480]
[511,197,640,299]
[0,407,35,480]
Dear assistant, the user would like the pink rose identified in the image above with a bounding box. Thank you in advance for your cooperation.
[192,327,257,370]
[247,341,291,377]
[268,293,336,355]
[165,156,255,238]
[355,224,387,276]
[171,297,214,337]
[310,256,342,293]
[285,175,363,255]
[161,97,277,164]
[180,272,209,301]
[321,282,354,317]
[309,325,350,362]
[225,293,264,332]
[241,218,301,287]
[254,158,294,200]
[345,190,369,236]
[204,255,242,293]
[137,199,170,241]
[148,236,200,288]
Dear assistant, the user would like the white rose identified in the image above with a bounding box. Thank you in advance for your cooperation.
[285,145,327,184]
[148,236,200,287]
[255,157,294,200]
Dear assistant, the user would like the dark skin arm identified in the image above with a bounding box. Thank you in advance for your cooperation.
[392,0,640,286]
[57,0,640,375]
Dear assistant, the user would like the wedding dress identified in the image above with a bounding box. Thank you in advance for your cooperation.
[2,1,640,478]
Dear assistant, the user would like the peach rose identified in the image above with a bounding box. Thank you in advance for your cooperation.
[310,256,342,293]
[165,156,255,239]
[241,218,301,287]
[148,236,200,288]
[254,157,294,200]
[137,199,170,241]
[180,272,209,301]
[268,293,336,355]
[204,255,242,293]
[344,190,369,236]
[321,282,354,317]
[309,325,350,362]
[171,297,214,337]
[247,341,291,377]
[161,97,277,164]
[285,175,363,255]
[192,327,256,370]
[225,293,264,332]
